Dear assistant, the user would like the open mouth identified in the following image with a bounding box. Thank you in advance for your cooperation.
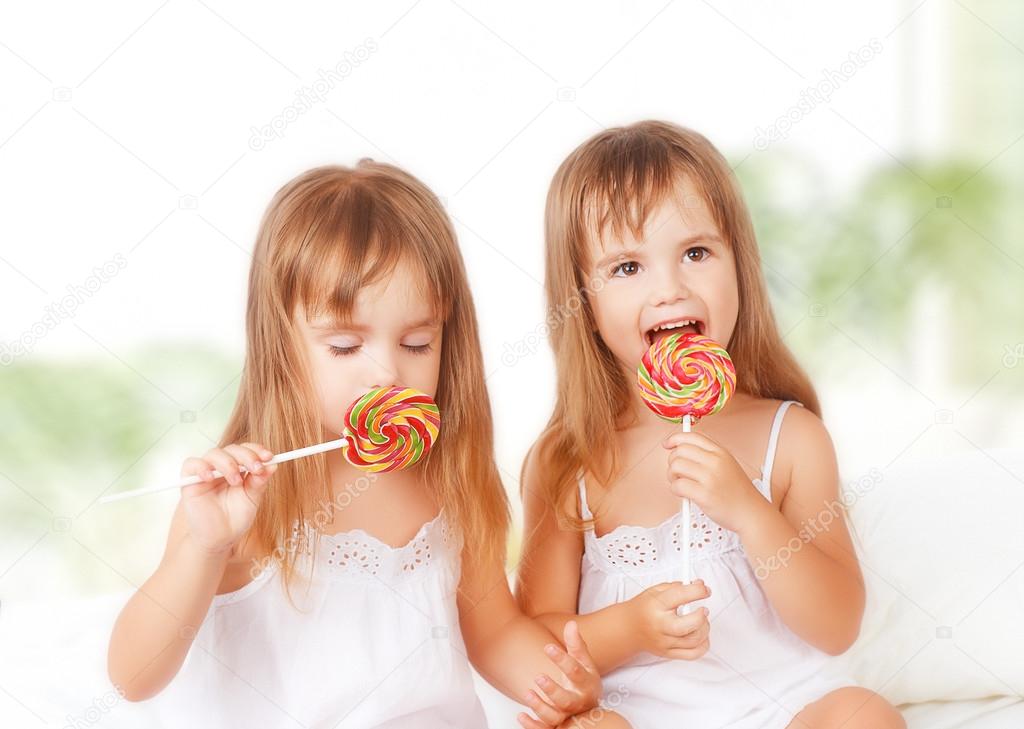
[645,318,704,346]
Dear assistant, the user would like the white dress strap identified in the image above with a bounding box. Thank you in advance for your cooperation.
[761,401,802,488]
[575,470,594,522]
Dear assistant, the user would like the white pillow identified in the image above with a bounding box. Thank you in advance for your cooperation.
[831,448,1024,704]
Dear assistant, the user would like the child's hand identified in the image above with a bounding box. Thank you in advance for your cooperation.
[517,620,602,729]
[662,431,771,536]
[627,581,711,660]
[179,443,278,554]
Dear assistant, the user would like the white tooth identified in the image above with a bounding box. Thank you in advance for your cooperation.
[652,319,701,333]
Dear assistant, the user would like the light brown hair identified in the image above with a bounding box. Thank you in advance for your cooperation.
[532,120,820,523]
[221,160,509,590]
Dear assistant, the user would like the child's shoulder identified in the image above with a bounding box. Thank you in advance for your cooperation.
[521,426,568,478]
[737,394,828,439]
[746,396,836,504]
[520,430,580,516]
[773,397,831,450]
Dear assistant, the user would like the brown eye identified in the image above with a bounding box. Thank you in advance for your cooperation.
[612,261,640,277]
[685,247,710,262]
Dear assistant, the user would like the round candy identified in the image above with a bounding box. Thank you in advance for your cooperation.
[343,386,440,472]
[637,332,736,422]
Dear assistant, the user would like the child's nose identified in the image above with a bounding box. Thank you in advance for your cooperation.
[650,267,692,306]
[363,350,400,389]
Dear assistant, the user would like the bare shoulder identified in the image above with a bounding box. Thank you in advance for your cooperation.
[520,432,577,517]
[779,402,835,456]
[519,438,545,509]
[519,437,542,495]
[773,402,838,505]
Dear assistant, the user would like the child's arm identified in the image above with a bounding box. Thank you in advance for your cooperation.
[665,407,865,656]
[107,502,231,700]
[108,444,276,700]
[734,408,865,654]
[457,548,602,727]
[515,447,711,674]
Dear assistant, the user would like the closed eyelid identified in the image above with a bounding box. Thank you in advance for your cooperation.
[325,335,362,347]
[402,335,436,347]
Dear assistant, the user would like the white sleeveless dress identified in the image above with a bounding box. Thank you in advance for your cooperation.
[151,510,488,728]
[577,401,853,729]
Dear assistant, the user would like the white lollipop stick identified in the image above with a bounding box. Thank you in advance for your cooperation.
[679,413,694,614]
[99,438,348,504]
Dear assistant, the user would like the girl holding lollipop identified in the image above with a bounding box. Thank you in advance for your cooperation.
[107,161,627,729]
[515,121,905,728]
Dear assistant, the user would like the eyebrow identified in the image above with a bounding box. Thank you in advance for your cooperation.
[309,317,440,332]
[592,232,725,270]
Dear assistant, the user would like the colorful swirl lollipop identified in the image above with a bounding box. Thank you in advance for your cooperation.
[637,331,736,603]
[637,332,736,425]
[342,386,440,472]
[99,386,440,503]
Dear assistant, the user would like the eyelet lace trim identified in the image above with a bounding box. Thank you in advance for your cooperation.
[586,499,744,573]
[292,511,457,580]
[327,537,385,575]
[670,515,727,551]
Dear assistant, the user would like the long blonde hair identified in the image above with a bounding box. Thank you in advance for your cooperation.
[533,120,820,523]
[221,160,508,589]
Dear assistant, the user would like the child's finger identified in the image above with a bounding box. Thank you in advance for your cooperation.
[202,448,243,486]
[533,673,577,711]
[666,639,710,661]
[241,442,274,462]
[663,431,718,452]
[654,580,708,610]
[667,475,700,500]
[665,444,716,467]
[516,711,551,729]
[667,456,705,482]
[666,582,710,611]
[522,688,564,726]
[224,444,265,477]
[181,456,210,477]
[244,462,278,497]
[180,457,222,483]
[543,643,588,686]
[562,620,597,672]
[668,607,710,636]
[667,602,708,630]
[180,458,221,497]
[670,618,710,647]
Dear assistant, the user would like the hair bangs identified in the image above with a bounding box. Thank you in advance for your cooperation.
[577,131,694,254]
[292,182,451,328]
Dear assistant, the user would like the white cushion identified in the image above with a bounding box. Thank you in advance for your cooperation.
[832,448,1024,703]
